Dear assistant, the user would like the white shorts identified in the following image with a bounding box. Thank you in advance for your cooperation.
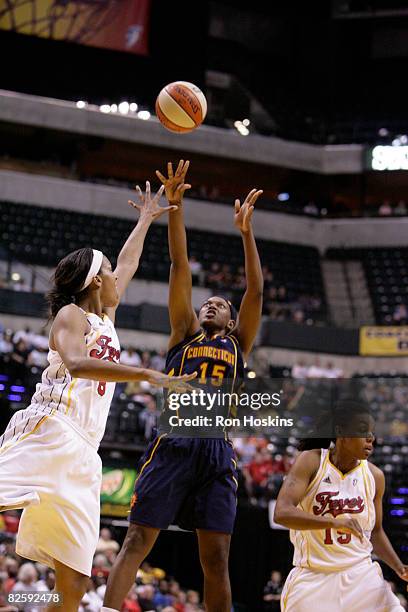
[0,407,101,576]
[281,560,404,612]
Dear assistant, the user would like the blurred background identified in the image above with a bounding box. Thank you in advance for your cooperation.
[0,1,408,610]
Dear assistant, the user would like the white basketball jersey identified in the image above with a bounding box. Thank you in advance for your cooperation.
[30,310,120,447]
[290,448,376,572]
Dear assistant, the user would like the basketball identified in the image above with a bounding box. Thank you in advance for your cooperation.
[155,81,207,133]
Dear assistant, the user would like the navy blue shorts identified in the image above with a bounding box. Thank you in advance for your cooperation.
[129,436,238,534]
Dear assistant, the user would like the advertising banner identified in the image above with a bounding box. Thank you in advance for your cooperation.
[0,0,150,55]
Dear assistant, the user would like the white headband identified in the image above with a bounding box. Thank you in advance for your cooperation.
[80,249,104,291]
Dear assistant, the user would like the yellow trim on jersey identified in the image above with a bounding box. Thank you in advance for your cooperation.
[361,461,373,528]
[282,567,302,611]
[231,457,237,469]
[134,434,167,485]
[65,378,78,416]
[231,475,238,489]
[228,334,239,386]
[304,450,329,496]
[327,454,362,480]
[178,333,205,375]
[0,410,55,455]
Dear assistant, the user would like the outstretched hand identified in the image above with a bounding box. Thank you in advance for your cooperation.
[234,188,263,233]
[128,181,177,221]
[156,159,191,206]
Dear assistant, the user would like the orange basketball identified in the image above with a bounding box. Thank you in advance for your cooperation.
[155,81,207,133]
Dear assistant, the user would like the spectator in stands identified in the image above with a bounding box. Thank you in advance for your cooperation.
[27,348,48,369]
[121,348,142,367]
[206,262,224,289]
[262,265,274,289]
[153,579,173,609]
[263,570,283,611]
[0,576,17,612]
[0,331,13,361]
[186,590,201,608]
[121,584,141,612]
[9,340,30,381]
[79,578,103,612]
[11,563,42,610]
[303,201,319,216]
[395,199,407,216]
[30,330,48,352]
[36,568,55,592]
[3,558,18,593]
[243,449,275,505]
[91,554,110,580]
[96,528,120,556]
[393,304,408,325]
[136,584,155,611]
[379,199,392,216]
[150,348,166,372]
[232,266,246,290]
[189,256,204,286]
[138,393,160,440]
[140,351,151,369]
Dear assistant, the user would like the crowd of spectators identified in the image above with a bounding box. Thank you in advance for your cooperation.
[0,327,49,380]
[0,524,204,612]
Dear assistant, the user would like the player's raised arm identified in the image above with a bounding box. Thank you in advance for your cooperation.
[156,160,200,349]
[50,304,196,389]
[104,181,176,321]
[233,189,264,359]
[369,463,408,583]
[274,450,364,539]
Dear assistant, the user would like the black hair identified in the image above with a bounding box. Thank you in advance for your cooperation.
[213,295,238,322]
[46,248,98,319]
[298,397,371,451]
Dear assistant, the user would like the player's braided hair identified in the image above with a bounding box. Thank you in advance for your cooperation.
[46,248,97,318]
[298,398,371,451]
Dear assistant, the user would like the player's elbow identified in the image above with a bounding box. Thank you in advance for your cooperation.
[273,501,290,526]
[65,358,84,378]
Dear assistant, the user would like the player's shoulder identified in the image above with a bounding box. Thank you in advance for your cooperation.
[53,303,86,324]
[294,449,322,474]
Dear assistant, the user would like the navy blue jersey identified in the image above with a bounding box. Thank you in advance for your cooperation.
[166,329,244,388]
[160,330,245,434]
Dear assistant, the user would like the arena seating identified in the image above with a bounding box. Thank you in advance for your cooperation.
[327,247,408,325]
[0,200,326,311]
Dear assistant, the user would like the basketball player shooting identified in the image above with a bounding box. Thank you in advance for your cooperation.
[101,160,264,612]
[0,182,195,612]
[274,399,408,612]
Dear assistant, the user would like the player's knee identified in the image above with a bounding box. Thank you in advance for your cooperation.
[121,525,151,558]
[58,573,88,601]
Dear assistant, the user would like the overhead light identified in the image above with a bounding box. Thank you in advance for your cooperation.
[129,103,138,112]
[234,120,241,128]
[11,272,21,281]
[247,370,256,379]
[243,118,250,126]
[378,127,389,137]
[110,104,118,113]
[137,110,151,120]
[76,100,86,109]
[400,135,408,144]
[278,192,290,202]
[118,102,130,115]
[100,104,111,113]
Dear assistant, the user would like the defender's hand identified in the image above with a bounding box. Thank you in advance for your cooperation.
[234,188,263,233]
[147,370,197,393]
[128,181,176,221]
[156,159,191,206]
